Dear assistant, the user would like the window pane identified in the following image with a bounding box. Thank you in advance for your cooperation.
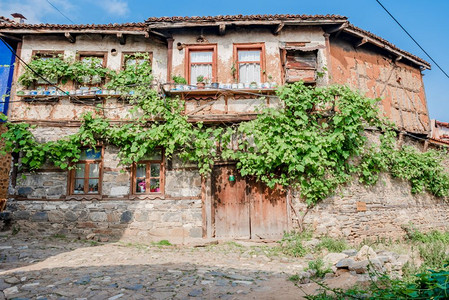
[150,178,160,193]
[238,50,260,62]
[81,56,103,67]
[136,178,146,194]
[191,64,212,84]
[136,164,147,178]
[89,163,100,178]
[75,164,85,178]
[190,51,212,63]
[150,164,160,177]
[141,149,162,161]
[74,179,85,194]
[88,179,99,193]
[239,63,261,84]
[80,149,101,160]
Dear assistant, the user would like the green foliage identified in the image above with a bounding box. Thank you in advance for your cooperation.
[172,75,187,84]
[18,54,70,86]
[315,236,348,253]
[307,267,449,299]
[153,239,172,246]
[18,54,110,87]
[106,53,152,91]
[196,75,204,83]
[2,81,449,207]
[306,258,332,279]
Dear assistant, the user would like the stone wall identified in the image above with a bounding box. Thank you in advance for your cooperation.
[6,199,202,243]
[292,135,449,243]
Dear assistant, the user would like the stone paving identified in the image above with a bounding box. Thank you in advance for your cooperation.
[0,234,309,299]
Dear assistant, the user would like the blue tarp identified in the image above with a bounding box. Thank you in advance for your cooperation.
[0,42,15,116]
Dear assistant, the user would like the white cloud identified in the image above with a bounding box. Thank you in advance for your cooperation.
[0,0,77,24]
[98,0,130,17]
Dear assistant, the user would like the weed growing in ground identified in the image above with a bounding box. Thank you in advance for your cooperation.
[152,240,172,246]
[306,258,332,279]
[315,236,348,253]
[277,231,312,257]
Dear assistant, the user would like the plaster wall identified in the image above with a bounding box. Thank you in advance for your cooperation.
[328,38,429,134]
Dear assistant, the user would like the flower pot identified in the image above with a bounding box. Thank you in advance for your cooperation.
[211,82,219,89]
[197,82,205,89]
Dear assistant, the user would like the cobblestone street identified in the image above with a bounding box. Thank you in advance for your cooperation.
[0,235,309,299]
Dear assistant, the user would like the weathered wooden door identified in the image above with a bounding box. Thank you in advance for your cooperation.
[247,179,287,239]
[212,164,287,239]
[212,164,250,238]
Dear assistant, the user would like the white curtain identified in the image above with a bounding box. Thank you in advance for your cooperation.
[238,50,261,84]
[190,51,212,84]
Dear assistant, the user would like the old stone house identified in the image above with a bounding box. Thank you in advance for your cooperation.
[0,14,444,243]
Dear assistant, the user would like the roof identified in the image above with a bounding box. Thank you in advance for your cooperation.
[0,16,14,23]
[0,22,145,30]
[0,13,430,68]
[145,14,347,22]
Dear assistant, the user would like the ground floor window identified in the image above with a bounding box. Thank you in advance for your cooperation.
[69,148,102,195]
[132,149,164,195]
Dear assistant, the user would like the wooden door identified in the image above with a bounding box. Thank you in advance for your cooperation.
[247,179,287,239]
[212,164,250,238]
[212,165,287,239]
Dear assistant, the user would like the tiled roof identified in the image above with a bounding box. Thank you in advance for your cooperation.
[0,16,14,23]
[0,22,146,29]
[345,24,429,68]
[145,14,347,22]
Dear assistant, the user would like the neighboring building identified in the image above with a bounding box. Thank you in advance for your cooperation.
[0,15,17,208]
[0,14,440,242]
[430,119,449,146]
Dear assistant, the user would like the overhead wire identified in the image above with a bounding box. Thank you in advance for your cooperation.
[45,0,76,24]
[375,0,449,79]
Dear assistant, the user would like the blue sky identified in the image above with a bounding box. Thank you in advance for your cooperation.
[1,0,448,121]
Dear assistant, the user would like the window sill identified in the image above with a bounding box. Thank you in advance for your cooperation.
[164,87,277,100]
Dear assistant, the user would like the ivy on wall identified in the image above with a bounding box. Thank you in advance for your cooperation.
[2,77,448,206]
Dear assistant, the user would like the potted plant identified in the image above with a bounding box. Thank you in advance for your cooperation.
[150,183,160,193]
[196,75,205,89]
[250,81,257,89]
[138,181,146,193]
[172,75,187,90]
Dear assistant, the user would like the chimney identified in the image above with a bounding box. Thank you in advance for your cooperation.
[11,13,26,24]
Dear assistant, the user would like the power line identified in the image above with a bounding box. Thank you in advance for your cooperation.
[375,0,449,79]
[45,0,76,24]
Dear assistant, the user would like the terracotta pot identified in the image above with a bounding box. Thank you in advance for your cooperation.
[197,82,205,89]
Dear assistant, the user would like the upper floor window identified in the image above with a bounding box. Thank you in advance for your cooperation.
[132,149,164,195]
[185,45,217,84]
[77,52,107,86]
[69,148,102,195]
[31,51,64,87]
[122,52,153,69]
[234,44,265,84]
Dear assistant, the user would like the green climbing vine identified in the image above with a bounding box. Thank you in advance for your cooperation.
[2,80,449,206]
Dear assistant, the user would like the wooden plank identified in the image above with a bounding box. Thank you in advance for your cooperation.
[64,32,75,43]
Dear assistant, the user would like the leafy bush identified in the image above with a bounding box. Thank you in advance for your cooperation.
[306,267,449,299]
[315,236,348,253]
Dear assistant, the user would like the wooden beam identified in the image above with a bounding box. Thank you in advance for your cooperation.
[117,33,125,45]
[326,22,348,34]
[64,32,75,43]
[218,23,226,35]
[355,37,368,48]
[0,33,21,42]
[394,55,403,63]
[273,22,284,35]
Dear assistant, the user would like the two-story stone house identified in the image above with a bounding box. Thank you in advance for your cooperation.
[0,14,438,243]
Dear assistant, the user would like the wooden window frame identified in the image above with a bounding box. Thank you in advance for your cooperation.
[184,44,218,84]
[120,51,153,70]
[30,50,64,88]
[131,149,165,196]
[68,148,104,196]
[233,43,266,83]
[76,51,108,87]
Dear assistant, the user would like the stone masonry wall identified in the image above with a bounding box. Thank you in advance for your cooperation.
[292,135,449,243]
